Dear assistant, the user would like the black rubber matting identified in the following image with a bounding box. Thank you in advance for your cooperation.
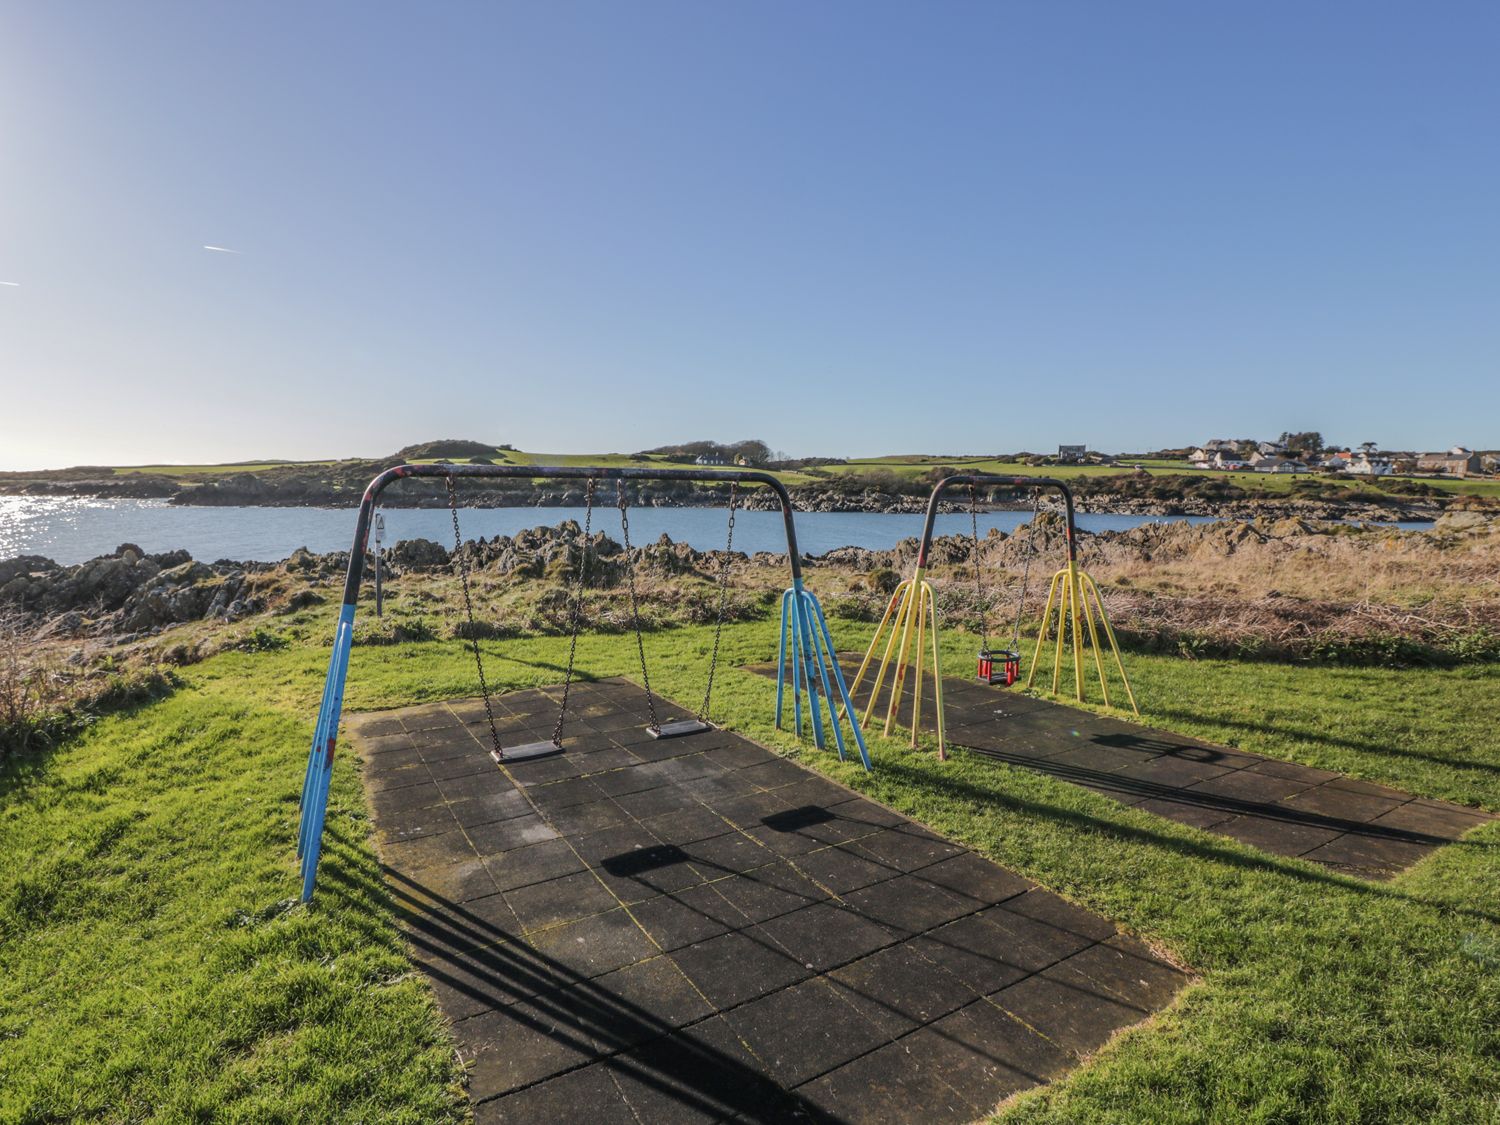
[751,661,1492,881]
[348,679,1188,1124]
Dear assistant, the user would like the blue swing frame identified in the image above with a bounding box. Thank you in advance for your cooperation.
[296,462,869,903]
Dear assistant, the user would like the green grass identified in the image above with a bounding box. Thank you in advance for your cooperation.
[54,448,1500,498]
[1406,475,1500,498]
[816,455,1500,497]
[111,460,341,477]
[494,450,672,468]
[3,608,1497,1121]
[815,455,1318,493]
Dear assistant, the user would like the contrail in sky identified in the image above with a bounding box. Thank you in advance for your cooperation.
[203,245,241,254]
[0,281,18,286]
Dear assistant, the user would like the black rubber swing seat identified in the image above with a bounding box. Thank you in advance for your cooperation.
[445,471,735,768]
[492,740,566,765]
[650,719,714,739]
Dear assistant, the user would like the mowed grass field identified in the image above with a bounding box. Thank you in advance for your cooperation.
[820,455,1500,497]
[96,446,1500,499]
[111,460,341,477]
[2,599,1497,1123]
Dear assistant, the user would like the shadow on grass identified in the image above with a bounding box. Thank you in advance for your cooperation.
[953,740,1481,847]
[863,755,1500,926]
[750,659,1494,878]
[1144,703,1500,783]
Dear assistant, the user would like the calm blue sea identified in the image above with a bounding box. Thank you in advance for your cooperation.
[0,496,1434,566]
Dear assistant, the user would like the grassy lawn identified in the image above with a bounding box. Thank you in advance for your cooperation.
[110,460,341,477]
[817,455,1500,499]
[818,457,1316,494]
[56,449,1498,500]
[3,606,1497,1121]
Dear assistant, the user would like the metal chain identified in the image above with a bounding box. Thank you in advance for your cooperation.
[551,478,596,747]
[1010,489,1042,651]
[616,480,662,734]
[968,483,990,651]
[446,473,504,761]
[698,481,739,722]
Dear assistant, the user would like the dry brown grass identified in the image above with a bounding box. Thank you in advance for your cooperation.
[912,518,1500,664]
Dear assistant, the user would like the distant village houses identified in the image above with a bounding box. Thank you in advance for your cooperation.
[1248,451,1307,473]
[1416,447,1482,477]
[1186,438,1488,477]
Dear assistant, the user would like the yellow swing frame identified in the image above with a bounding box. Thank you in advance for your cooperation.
[844,474,1137,760]
[1025,558,1138,715]
[845,564,945,749]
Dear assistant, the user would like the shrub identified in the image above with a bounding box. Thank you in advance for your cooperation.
[232,627,289,653]
[161,643,203,666]
[1451,628,1500,663]
[452,619,515,640]
[0,612,179,761]
[354,618,439,645]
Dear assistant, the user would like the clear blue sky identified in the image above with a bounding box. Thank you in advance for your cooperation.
[2,1,1496,469]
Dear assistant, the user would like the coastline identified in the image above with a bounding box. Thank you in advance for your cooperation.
[0,476,1446,524]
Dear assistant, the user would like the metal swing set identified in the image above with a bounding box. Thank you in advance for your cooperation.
[296,462,869,902]
[844,473,1137,759]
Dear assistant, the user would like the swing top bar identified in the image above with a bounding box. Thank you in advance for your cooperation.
[917,474,1077,567]
[340,463,805,607]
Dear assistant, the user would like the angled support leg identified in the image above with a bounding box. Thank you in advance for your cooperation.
[792,583,828,749]
[298,603,356,903]
[807,594,871,771]
[775,588,794,730]
[771,586,872,771]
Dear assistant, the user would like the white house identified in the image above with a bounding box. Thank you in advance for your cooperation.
[1345,453,1394,476]
[1253,455,1306,473]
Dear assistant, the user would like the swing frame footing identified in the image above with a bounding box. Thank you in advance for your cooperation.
[650,719,714,739]
[494,740,565,764]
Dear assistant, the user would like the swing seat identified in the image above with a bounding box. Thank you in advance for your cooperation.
[650,719,714,739]
[977,649,1022,686]
[493,739,566,765]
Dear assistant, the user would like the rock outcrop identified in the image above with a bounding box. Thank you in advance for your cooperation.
[0,544,267,633]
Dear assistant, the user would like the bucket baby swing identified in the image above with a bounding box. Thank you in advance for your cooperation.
[844,473,1138,760]
[296,462,869,902]
[971,483,1041,688]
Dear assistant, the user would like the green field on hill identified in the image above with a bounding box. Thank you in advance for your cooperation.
[76,446,1499,500]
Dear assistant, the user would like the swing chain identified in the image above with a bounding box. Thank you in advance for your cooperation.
[968,483,990,651]
[1011,489,1042,651]
[616,481,662,734]
[446,473,505,762]
[551,478,596,747]
[698,481,739,722]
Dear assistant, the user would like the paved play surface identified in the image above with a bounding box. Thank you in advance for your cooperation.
[758,662,1491,881]
[348,680,1188,1124]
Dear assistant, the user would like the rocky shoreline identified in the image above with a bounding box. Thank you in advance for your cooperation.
[0,473,1444,523]
[4,510,1488,643]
